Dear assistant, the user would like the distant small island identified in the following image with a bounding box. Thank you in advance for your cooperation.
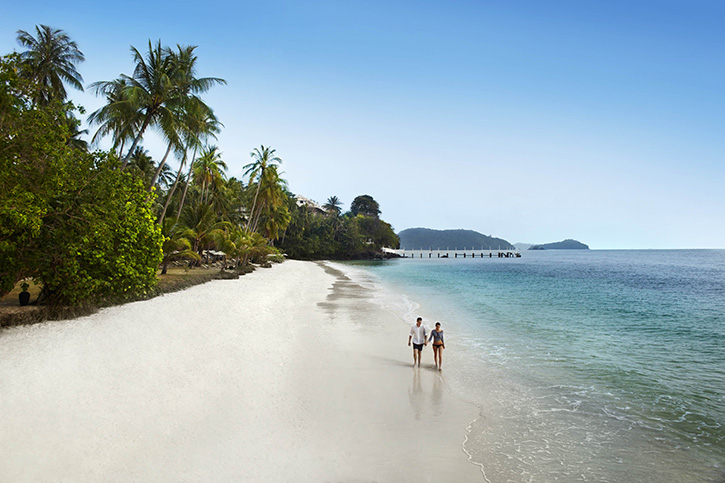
[398,228,515,250]
[529,239,589,250]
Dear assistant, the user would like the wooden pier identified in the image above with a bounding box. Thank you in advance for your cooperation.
[382,248,521,259]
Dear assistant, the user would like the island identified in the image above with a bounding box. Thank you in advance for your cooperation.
[398,228,515,250]
[529,239,589,250]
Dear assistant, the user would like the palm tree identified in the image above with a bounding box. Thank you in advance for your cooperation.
[88,41,170,169]
[16,25,85,105]
[89,40,225,170]
[158,104,222,224]
[323,196,343,217]
[249,165,288,236]
[64,113,89,151]
[155,163,175,189]
[260,201,291,242]
[174,106,222,219]
[233,229,273,267]
[243,145,282,232]
[127,147,155,185]
[192,145,228,204]
[87,78,140,157]
[243,231,273,265]
[148,46,221,192]
[179,202,230,262]
[160,217,199,274]
[147,117,182,192]
[221,177,247,225]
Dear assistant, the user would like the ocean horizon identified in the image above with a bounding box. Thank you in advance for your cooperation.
[335,249,725,482]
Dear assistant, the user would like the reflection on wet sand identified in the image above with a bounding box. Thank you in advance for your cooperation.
[408,366,446,421]
[432,370,443,416]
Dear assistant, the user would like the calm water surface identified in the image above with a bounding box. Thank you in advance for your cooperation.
[340,250,725,482]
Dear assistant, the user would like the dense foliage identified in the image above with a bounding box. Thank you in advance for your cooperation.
[349,194,380,217]
[278,194,399,259]
[397,228,514,250]
[0,53,163,304]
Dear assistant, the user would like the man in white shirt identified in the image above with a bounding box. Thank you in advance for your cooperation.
[408,317,428,367]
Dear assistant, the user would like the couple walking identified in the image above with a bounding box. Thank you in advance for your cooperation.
[407,317,445,370]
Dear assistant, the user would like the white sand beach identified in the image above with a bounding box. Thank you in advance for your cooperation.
[0,260,482,482]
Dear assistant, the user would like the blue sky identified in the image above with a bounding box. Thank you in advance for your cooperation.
[2,0,723,248]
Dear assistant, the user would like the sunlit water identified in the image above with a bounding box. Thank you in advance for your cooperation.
[337,250,725,482]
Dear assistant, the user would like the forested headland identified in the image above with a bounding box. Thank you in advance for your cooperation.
[1,25,399,310]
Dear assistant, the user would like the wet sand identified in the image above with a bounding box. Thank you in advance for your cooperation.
[0,260,482,482]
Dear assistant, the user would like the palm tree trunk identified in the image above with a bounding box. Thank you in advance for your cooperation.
[148,141,174,192]
[176,145,198,218]
[245,175,263,232]
[250,199,266,234]
[117,138,126,160]
[120,114,151,170]
[158,155,185,223]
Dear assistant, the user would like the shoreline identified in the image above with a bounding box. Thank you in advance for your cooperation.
[0,260,483,481]
[333,255,725,483]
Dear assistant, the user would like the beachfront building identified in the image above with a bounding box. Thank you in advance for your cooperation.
[295,195,327,215]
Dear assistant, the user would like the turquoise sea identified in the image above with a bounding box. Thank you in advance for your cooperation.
[339,250,725,482]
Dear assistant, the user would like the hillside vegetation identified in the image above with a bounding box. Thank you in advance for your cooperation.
[398,228,514,250]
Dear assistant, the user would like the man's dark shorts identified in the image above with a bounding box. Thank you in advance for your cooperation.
[413,343,424,351]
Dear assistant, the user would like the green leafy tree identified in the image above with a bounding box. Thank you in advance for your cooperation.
[34,156,164,305]
[350,194,381,218]
[1,53,163,304]
[0,53,63,294]
[277,192,398,260]
[355,215,400,250]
